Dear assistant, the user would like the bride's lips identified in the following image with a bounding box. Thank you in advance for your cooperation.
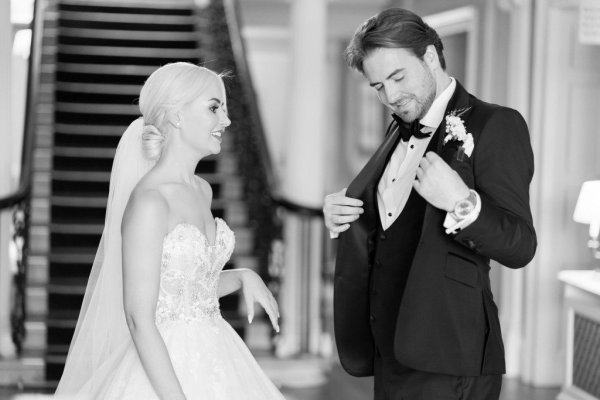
[210,130,223,143]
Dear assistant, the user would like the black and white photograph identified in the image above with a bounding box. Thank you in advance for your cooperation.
[0,0,599,399]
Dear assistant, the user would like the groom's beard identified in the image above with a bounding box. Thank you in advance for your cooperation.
[413,66,436,121]
[388,67,437,123]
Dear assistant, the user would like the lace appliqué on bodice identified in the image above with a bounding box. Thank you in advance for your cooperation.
[155,218,234,326]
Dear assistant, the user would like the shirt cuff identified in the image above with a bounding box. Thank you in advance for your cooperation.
[330,231,340,239]
[443,190,481,235]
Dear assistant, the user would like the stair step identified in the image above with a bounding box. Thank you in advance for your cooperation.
[55,122,127,136]
[53,170,111,182]
[47,344,71,355]
[31,197,50,225]
[56,102,139,115]
[59,0,194,9]
[59,11,195,25]
[47,315,81,327]
[51,223,103,235]
[57,44,198,58]
[52,169,238,184]
[27,255,49,285]
[57,81,142,95]
[49,248,96,264]
[26,287,48,316]
[22,321,47,353]
[52,145,235,161]
[48,226,253,265]
[30,225,49,252]
[0,357,45,386]
[52,195,107,208]
[54,122,128,136]
[51,194,246,211]
[58,27,197,41]
[54,146,115,158]
[56,62,158,76]
[33,148,52,171]
[45,353,67,365]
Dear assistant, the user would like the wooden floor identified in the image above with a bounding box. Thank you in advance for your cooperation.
[0,358,560,400]
[277,362,560,400]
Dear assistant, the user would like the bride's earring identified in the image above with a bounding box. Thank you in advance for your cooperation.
[170,115,182,129]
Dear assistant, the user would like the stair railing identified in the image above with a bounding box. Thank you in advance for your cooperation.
[0,0,43,354]
[218,0,335,356]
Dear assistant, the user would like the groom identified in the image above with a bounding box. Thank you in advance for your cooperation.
[323,8,536,400]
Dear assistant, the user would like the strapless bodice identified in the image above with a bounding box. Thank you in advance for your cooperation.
[155,218,234,326]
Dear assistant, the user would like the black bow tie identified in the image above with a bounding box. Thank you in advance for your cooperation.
[391,113,430,141]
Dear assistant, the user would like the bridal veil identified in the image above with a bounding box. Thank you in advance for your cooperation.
[55,117,156,397]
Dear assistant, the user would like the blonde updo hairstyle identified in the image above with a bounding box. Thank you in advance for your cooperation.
[138,62,224,161]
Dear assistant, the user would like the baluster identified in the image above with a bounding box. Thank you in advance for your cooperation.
[10,201,28,355]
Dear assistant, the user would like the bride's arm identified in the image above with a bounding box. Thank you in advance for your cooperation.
[121,189,187,400]
[217,269,280,332]
[217,269,245,297]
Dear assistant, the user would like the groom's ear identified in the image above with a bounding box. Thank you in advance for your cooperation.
[423,45,440,69]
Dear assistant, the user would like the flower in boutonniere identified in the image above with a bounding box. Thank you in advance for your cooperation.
[443,107,473,161]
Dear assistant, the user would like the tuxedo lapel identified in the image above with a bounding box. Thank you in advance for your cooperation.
[437,81,472,164]
[345,123,402,234]
[334,121,401,376]
[346,123,401,202]
[422,81,473,231]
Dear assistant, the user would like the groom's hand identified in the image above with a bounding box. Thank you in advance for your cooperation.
[323,188,364,234]
[414,152,470,211]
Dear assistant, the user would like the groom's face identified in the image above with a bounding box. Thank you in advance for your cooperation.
[363,47,436,123]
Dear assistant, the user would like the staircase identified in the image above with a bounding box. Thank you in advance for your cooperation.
[20,0,266,385]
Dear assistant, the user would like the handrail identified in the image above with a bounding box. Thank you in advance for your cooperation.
[222,0,278,192]
[221,0,323,218]
[0,0,42,210]
[270,195,323,218]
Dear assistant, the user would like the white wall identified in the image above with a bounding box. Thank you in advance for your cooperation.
[524,0,600,386]
[239,0,388,198]
[0,0,15,358]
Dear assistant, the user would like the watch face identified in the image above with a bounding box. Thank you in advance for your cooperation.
[455,199,475,218]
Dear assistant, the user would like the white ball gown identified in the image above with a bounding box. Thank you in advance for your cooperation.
[78,218,285,399]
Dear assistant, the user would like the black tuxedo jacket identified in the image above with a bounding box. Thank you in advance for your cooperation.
[333,81,536,377]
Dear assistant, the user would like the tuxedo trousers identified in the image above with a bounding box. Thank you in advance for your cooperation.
[373,349,502,400]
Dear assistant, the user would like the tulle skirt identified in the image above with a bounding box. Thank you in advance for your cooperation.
[68,317,284,400]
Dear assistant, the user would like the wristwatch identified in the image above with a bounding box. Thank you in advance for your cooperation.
[451,190,478,220]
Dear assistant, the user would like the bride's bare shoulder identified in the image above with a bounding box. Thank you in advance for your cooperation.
[122,182,169,234]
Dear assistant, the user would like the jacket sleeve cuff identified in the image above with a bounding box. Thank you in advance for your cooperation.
[443,190,481,235]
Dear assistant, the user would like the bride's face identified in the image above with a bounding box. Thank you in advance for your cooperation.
[178,78,231,157]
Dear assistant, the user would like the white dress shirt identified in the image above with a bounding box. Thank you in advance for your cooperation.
[377,78,457,230]
[330,77,479,239]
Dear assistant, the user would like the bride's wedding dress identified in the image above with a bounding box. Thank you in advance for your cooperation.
[89,218,284,399]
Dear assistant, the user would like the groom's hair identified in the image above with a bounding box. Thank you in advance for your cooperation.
[345,8,446,74]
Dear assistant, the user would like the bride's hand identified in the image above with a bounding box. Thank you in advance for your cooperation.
[240,269,280,333]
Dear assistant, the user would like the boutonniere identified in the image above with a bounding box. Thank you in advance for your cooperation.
[443,107,473,161]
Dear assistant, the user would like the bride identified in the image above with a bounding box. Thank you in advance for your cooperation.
[54,62,285,399]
